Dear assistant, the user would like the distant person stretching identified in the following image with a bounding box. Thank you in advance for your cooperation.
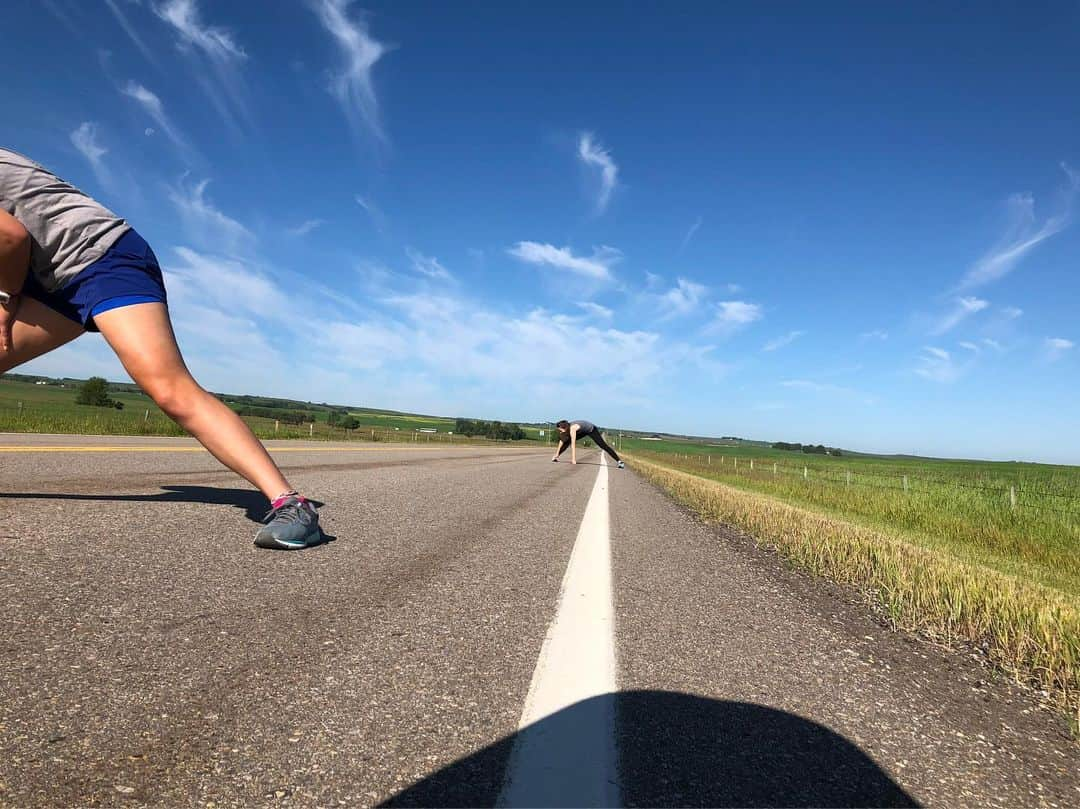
[0,147,319,550]
[551,419,624,468]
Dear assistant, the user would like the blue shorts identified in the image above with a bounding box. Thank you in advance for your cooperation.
[23,228,168,333]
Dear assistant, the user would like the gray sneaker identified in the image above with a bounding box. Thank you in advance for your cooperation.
[254,495,320,550]
[617,460,625,469]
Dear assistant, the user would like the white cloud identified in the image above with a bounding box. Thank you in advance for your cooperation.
[931,296,989,335]
[680,216,702,251]
[781,379,876,405]
[154,0,250,130]
[982,338,1004,351]
[1044,337,1074,362]
[310,0,390,143]
[121,81,190,155]
[576,301,613,319]
[405,247,453,281]
[105,0,157,64]
[860,329,889,341]
[707,300,763,335]
[578,132,618,214]
[155,0,245,61]
[958,165,1078,291]
[959,341,981,353]
[762,330,805,352]
[286,219,325,237]
[1000,306,1023,320]
[168,178,254,254]
[355,194,388,233]
[916,346,960,383]
[508,242,621,281]
[659,278,707,318]
[70,122,111,188]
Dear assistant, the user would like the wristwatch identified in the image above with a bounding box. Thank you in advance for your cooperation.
[0,290,13,306]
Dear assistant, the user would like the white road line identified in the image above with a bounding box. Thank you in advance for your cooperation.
[499,454,619,808]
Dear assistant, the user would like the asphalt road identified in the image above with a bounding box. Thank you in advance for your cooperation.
[0,435,1076,808]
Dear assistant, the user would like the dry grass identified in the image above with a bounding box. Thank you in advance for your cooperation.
[629,456,1080,725]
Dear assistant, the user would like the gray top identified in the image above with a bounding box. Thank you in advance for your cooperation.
[571,420,596,435]
[1,148,129,292]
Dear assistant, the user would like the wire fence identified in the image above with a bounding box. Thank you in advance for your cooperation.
[638,451,1080,524]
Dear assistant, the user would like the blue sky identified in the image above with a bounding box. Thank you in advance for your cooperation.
[4,1,1079,463]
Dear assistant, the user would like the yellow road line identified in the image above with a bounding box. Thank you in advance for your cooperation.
[0,445,543,454]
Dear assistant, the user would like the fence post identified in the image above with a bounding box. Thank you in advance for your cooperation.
[750,458,754,471]
[275,420,279,434]
[734,457,738,470]
[846,470,851,487]
[803,466,808,480]
[1010,486,1017,511]
[309,423,314,437]
[903,475,908,492]
[707,455,711,466]
[144,409,150,423]
[773,462,777,476]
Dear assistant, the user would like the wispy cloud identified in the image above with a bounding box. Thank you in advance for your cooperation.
[286,219,325,237]
[405,247,453,281]
[763,330,805,352]
[105,0,157,64]
[310,0,390,144]
[931,296,988,335]
[958,164,1078,291]
[355,194,388,233]
[860,329,889,341]
[781,379,876,405]
[959,341,981,353]
[69,122,111,188]
[1000,306,1023,320]
[121,81,191,156]
[1044,337,1074,362]
[168,178,254,254]
[578,132,618,215]
[983,338,1004,352]
[155,0,245,60]
[707,300,763,335]
[659,278,707,318]
[680,216,702,251]
[508,242,621,281]
[576,301,613,319]
[154,0,250,131]
[915,346,960,383]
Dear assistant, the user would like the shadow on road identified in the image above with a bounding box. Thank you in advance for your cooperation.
[383,690,918,808]
[0,485,325,525]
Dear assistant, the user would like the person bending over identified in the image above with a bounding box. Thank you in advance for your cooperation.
[0,147,319,550]
[551,419,624,468]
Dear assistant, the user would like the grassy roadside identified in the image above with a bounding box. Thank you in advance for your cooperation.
[627,455,1080,727]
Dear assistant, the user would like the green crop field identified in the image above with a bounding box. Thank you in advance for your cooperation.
[0,378,552,445]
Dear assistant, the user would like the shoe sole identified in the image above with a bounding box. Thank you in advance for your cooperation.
[253,527,321,550]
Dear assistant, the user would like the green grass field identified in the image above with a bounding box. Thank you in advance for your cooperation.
[0,379,554,445]
[624,437,1080,597]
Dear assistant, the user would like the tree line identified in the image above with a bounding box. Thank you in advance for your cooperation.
[772,441,844,457]
[454,418,527,440]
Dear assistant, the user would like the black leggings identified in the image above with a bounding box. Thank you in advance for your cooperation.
[556,429,621,462]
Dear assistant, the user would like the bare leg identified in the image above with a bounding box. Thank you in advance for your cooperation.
[93,303,292,500]
[0,296,85,374]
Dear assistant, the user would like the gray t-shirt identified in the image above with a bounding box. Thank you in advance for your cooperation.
[571,420,596,435]
[1,148,129,292]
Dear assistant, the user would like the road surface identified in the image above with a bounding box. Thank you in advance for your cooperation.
[0,435,1076,807]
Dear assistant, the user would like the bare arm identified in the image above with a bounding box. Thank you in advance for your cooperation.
[570,424,579,464]
[0,209,31,353]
